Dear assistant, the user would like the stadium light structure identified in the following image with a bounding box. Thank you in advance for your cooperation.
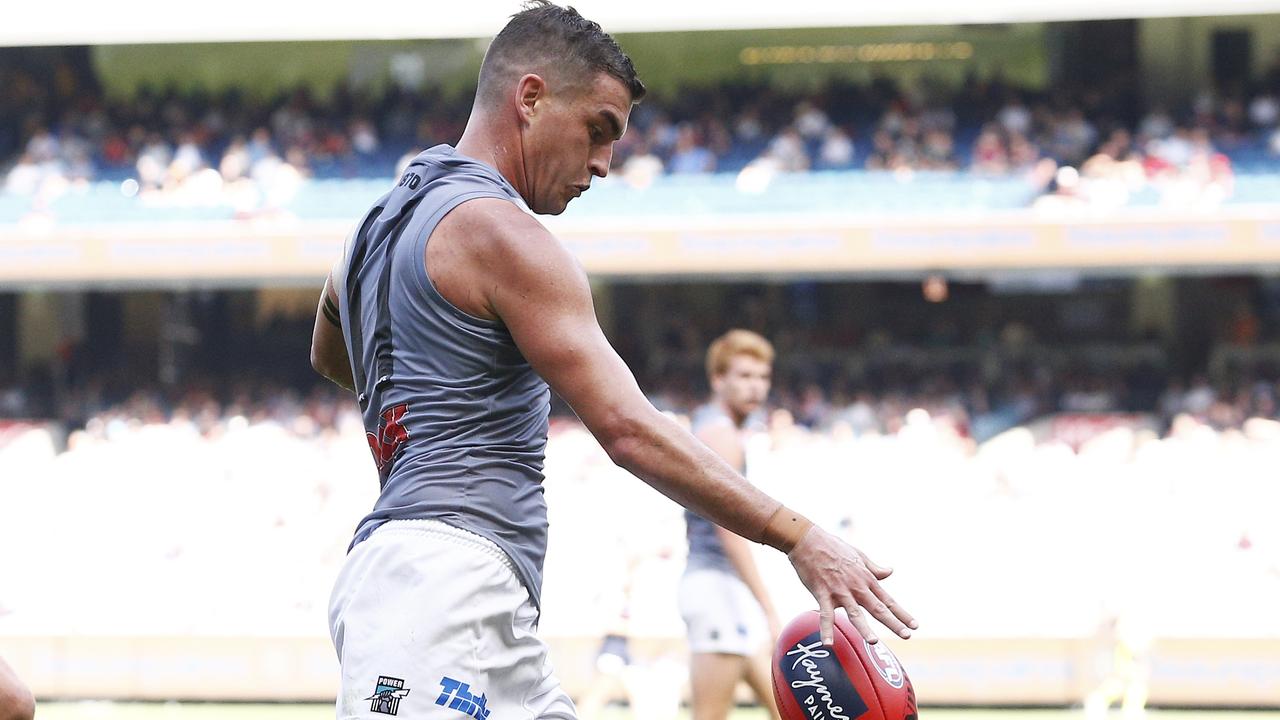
[7,0,1280,46]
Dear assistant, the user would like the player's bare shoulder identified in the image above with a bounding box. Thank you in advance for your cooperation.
[427,196,568,319]
[694,415,738,445]
[695,415,742,469]
[429,197,589,321]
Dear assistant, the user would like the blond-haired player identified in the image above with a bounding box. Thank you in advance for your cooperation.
[681,330,781,720]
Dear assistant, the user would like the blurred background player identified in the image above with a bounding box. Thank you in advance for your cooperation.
[575,534,641,719]
[681,329,782,720]
[0,656,34,720]
[576,467,686,720]
[1085,607,1152,720]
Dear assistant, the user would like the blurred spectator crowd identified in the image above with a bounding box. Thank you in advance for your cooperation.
[1,376,1277,641]
[5,52,1280,213]
[4,342,1280,446]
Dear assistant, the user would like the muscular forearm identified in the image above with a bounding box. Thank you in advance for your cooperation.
[318,361,356,392]
[602,406,784,548]
[311,272,356,393]
[311,335,355,392]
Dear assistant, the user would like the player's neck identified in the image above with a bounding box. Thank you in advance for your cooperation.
[456,115,527,200]
[714,398,748,429]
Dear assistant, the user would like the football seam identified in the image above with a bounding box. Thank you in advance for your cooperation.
[771,651,802,720]
[837,622,890,720]
[770,654,779,706]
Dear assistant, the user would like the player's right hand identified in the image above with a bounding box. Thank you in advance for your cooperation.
[787,526,918,646]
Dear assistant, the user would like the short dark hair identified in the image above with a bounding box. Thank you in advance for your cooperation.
[477,1,646,106]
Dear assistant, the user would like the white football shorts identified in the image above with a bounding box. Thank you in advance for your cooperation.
[328,519,575,720]
[678,567,769,656]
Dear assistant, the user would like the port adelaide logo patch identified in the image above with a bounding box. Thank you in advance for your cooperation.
[365,675,411,716]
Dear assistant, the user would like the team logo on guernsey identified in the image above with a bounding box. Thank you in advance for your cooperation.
[436,676,491,720]
[367,403,410,479]
[365,675,410,715]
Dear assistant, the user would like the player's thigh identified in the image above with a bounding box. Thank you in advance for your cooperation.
[690,653,748,720]
[329,520,574,720]
[741,652,781,720]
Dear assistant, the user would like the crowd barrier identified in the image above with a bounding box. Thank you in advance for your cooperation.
[3,635,1277,706]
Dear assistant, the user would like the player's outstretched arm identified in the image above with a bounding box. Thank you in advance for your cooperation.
[466,200,916,645]
[310,269,355,393]
[465,200,774,536]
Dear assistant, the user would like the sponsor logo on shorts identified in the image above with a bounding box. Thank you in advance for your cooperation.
[863,639,906,688]
[435,676,491,720]
[364,675,410,716]
[780,631,869,720]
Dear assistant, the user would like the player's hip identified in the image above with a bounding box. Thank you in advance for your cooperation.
[327,519,574,719]
[335,519,520,602]
[678,567,767,619]
[678,568,769,655]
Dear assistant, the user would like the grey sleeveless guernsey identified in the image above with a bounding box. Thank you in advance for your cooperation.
[337,144,552,605]
[684,403,739,575]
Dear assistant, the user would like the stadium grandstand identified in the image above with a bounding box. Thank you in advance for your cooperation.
[2,1,1279,717]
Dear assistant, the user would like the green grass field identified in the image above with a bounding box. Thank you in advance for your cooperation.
[30,705,1280,720]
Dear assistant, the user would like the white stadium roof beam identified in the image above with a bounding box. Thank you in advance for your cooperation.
[6,0,1280,46]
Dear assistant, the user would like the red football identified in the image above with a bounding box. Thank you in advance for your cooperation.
[772,610,918,720]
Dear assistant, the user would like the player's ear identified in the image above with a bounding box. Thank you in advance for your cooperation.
[516,74,547,127]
